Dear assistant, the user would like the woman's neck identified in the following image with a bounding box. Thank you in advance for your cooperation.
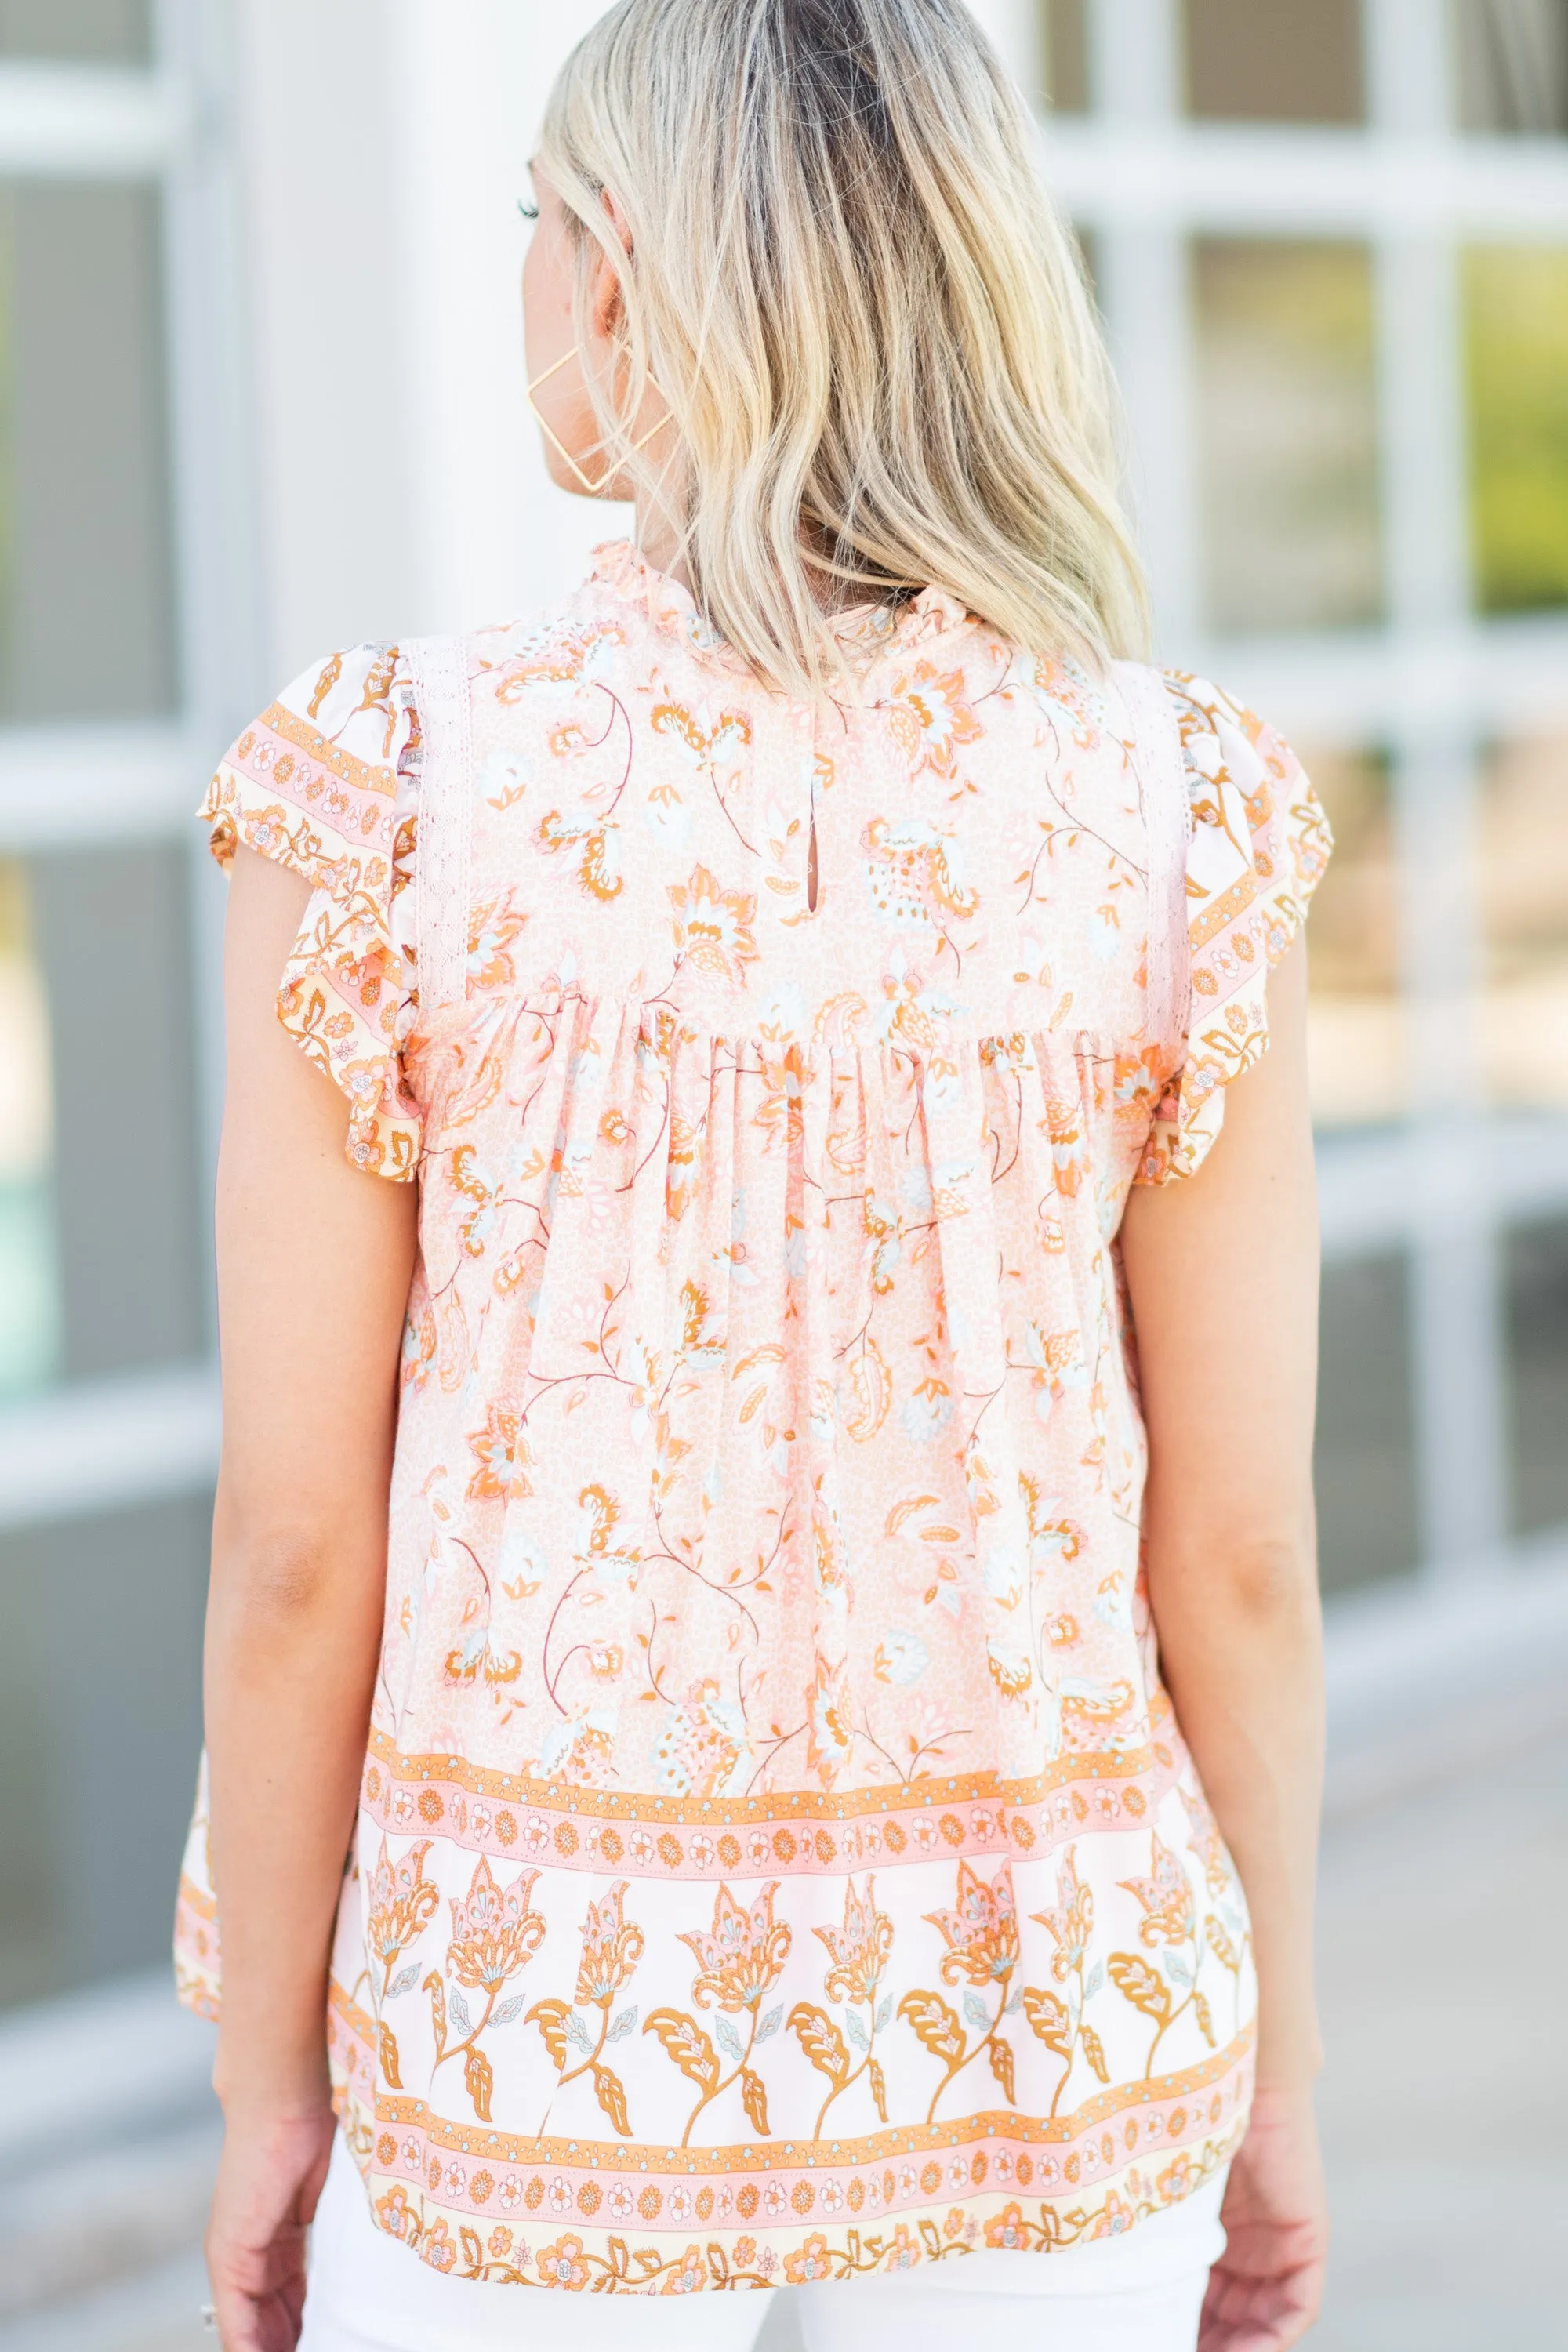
[633,500,916,620]
[632,499,690,592]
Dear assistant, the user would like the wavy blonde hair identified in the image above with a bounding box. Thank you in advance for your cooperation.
[539,0,1147,693]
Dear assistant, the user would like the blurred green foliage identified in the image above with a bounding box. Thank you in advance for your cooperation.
[1466,246,1568,613]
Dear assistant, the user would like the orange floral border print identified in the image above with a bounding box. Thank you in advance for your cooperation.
[325,1978,1250,2292]
[359,1720,1187,1883]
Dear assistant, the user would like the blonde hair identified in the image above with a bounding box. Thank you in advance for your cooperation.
[539,0,1148,693]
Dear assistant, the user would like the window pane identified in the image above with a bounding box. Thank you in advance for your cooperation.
[0,1492,208,2007]
[31,841,205,1378]
[1506,1218,1568,1536]
[1454,1,1568,134]
[1479,728,1568,1109]
[1186,0,1364,123]
[0,0,149,66]
[1465,247,1568,613]
[1195,240,1382,634]
[0,180,176,720]
[1316,1254,1421,1592]
[0,858,56,1399]
[1042,0,1088,111]
[1303,747,1409,1128]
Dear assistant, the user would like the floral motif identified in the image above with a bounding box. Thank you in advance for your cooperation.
[1033,1846,1093,1983]
[466,893,529,989]
[447,1857,546,1991]
[365,1837,440,1998]
[804,1652,854,1788]
[862,816,978,931]
[878,662,983,780]
[815,1875,895,2006]
[574,1880,644,2007]
[535,2232,590,2289]
[426,1857,548,2120]
[465,1403,533,1503]
[678,1882,792,2014]
[667,863,759,983]
[789,1875,897,2135]
[1119,1835,1196,1951]
[925,1860,1018,1987]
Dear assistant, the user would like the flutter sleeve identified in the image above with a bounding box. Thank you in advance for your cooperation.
[1136,672,1333,1185]
[200,643,423,1180]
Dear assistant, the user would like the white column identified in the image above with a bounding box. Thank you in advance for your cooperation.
[234,0,419,670]
[1365,0,1457,136]
[1086,0,1182,122]
[235,0,619,672]
[388,0,619,635]
[1367,0,1510,1571]
[1082,0,1202,655]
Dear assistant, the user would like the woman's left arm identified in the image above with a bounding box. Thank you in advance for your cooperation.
[202,846,419,2351]
[1119,938,1327,2352]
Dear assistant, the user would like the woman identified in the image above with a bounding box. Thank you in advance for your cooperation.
[181,4,1330,2348]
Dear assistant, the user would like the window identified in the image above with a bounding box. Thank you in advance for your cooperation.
[1194,240,1382,633]
[1035,0,1568,1584]
[1042,0,1089,112]
[1506,1218,1568,1534]
[1301,750,1407,1130]
[31,841,205,1377]
[1316,1254,1421,1591]
[0,1492,209,2005]
[0,0,150,66]
[0,14,233,2011]
[1465,247,1568,613]
[0,858,56,1399]
[0,180,177,720]
[1480,729,1568,1110]
[1455,0,1568,134]
[1185,0,1364,124]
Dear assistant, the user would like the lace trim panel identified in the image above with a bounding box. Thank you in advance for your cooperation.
[408,633,474,1011]
[1114,659,1192,1054]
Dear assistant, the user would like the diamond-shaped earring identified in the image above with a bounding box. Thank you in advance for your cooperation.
[527,350,672,494]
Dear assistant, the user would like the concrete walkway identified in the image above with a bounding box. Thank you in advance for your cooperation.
[3,1737,1563,2351]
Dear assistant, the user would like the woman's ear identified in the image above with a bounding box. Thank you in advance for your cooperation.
[590,188,633,340]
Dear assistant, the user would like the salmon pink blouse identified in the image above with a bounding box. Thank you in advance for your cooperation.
[176,542,1330,2296]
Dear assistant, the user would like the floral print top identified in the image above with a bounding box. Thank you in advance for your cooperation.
[176,541,1330,2295]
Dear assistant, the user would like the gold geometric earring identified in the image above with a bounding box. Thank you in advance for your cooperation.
[527,350,673,495]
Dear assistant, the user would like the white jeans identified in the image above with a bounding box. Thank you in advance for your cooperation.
[300,2135,1227,2352]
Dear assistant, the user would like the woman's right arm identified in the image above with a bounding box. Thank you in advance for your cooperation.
[203,846,417,2351]
[1119,938,1327,2352]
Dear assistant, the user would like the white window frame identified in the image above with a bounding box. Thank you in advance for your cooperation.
[0,1,254,1527]
[1018,0,1568,1590]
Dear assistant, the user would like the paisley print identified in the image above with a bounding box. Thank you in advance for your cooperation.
[176,539,1330,2292]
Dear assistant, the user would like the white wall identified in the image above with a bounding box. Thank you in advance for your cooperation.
[234,0,621,685]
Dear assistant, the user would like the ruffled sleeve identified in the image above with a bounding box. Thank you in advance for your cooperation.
[200,643,423,1180]
[1137,673,1332,1185]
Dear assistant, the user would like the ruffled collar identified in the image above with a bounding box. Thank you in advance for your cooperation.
[587,539,973,679]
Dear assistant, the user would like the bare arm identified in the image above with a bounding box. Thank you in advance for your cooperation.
[1120,938,1326,2349]
[204,847,417,2348]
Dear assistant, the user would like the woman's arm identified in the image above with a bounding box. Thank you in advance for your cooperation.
[1119,937,1327,2352]
[203,847,418,2351]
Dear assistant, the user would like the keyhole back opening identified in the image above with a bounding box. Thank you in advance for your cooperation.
[806,808,819,913]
